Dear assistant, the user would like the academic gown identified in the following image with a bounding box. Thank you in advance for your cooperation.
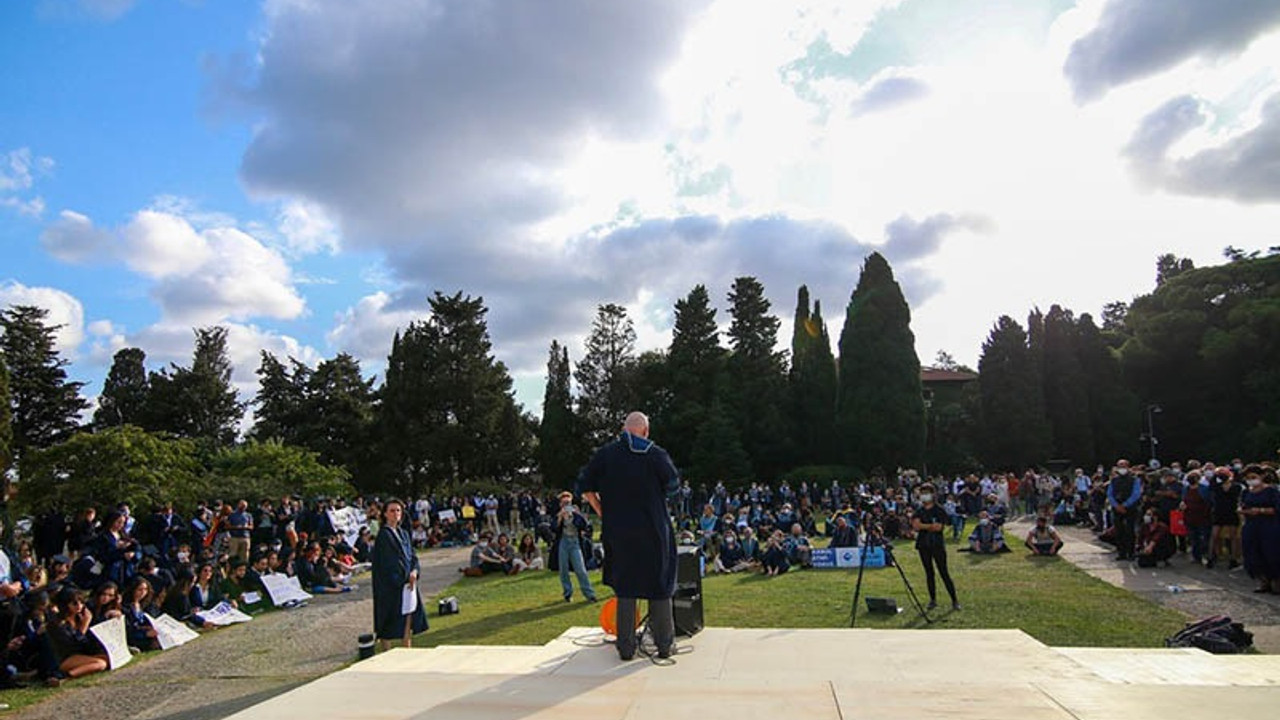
[582,431,680,599]
[372,524,429,640]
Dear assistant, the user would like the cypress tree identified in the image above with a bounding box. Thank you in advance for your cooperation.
[835,253,925,472]
[1041,305,1094,463]
[575,303,637,447]
[1076,313,1138,463]
[95,348,151,429]
[789,286,838,465]
[976,315,1051,469]
[688,386,752,483]
[304,353,377,480]
[0,351,11,480]
[537,340,584,488]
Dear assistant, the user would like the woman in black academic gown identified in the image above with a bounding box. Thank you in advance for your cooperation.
[372,498,428,652]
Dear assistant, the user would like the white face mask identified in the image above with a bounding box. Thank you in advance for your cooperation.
[1144,515,1154,524]
[979,518,989,526]
[478,541,488,548]
[1117,468,1129,476]
[919,494,934,503]
[1247,479,1263,489]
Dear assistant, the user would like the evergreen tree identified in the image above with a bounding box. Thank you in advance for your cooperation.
[575,303,637,446]
[789,286,837,465]
[835,253,926,472]
[144,327,243,445]
[251,351,308,444]
[303,353,376,481]
[379,292,529,498]
[688,388,752,483]
[536,340,584,488]
[95,348,150,429]
[664,285,724,465]
[1041,305,1094,463]
[0,351,11,481]
[725,276,791,479]
[1076,313,1137,463]
[1155,253,1195,286]
[0,305,87,462]
[976,316,1051,469]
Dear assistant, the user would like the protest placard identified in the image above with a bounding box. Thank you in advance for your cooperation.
[436,509,456,523]
[260,573,314,607]
[89,615,132,670]
[326,506,365,546]
[195,601,253,626]
[146,613,200,650]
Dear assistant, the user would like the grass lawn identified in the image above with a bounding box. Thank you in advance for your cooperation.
[418,538,1187,649]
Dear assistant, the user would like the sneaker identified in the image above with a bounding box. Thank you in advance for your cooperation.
[952,602,962,611]
[564,595,572,603]
[585,596,598,603]
[617,641,636,661]
[926,601,937,610]
[1228,560,1240,570]
[657,644,674,659]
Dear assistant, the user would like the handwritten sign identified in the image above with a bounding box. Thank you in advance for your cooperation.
[436,509,456,523]
[195,601,253,626]
[146,613,200,650]
[88,615,132,670]
[260,573,314,607]
[326,506,365,546]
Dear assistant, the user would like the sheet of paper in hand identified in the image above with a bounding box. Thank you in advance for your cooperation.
[89,615,132,670]
[195,601,253,626]
[260,573,315,607]
[146,613,200,650]
[401,585,418,614]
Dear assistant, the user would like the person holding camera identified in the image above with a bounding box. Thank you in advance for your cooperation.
[552,492,597,603]
[911,483,960,611]
[582,411,679,661]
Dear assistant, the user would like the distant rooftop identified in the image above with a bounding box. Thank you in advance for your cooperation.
[920,366,978,383]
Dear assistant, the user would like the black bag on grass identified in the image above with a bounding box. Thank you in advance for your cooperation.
[1166,614,1253,654]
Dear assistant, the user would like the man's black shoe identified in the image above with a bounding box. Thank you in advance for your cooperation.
[657,645,673,660]
[617,642,636,661]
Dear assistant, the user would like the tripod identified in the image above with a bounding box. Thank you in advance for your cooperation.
[849,515,931,627]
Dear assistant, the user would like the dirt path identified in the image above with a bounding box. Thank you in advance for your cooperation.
[1006,519,1280,652]
[10,546,470,720]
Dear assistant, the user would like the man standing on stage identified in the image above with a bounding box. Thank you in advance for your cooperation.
[582,411,680,661]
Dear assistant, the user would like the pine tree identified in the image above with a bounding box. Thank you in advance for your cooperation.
[144,327,243,444]
[303,353,376,480]
[252,351,309,444]
[789,286,838,465]
[0,305,87,461]
[725,276,791,479]
[688,387,752,483]
[575,303,637,446]
[0,351,12,480]
[1076,313,1138,463]
[835,253,926,472]
[664,285,725,465]
[537,340,585,489]
[95,348,150,429]
[1041,305,1094,463]
[976,316,1051,469]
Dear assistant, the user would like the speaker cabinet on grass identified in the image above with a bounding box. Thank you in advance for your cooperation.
[673,545,703,637]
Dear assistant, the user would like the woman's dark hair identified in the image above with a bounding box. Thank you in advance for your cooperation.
[381,498,406,524]
[55,587,84,617]
[102,509,124,531]
[124,575,151,602]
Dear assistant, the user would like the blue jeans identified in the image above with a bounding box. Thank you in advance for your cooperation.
[1188,524,1211,563]
[558,536,596,600]
[950,514,965,540]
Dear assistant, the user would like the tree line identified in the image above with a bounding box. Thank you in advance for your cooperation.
[2,249,1277,513]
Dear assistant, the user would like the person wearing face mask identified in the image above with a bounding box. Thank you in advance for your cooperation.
[1107,460,1143,561]
[1136,508,1174,567]
[1025,515,1063,556]
[910,483,960,611]
[1207,468,1243,569]
[966,510,1008,554]
[463,531,508,576]
[1239,465,1280,594]
[1181,470,1214,565]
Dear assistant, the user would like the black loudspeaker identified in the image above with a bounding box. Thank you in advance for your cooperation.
[673,546,703,636]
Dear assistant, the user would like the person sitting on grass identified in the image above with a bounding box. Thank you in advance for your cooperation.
[967,511,1009,554]
[294,541,354,594]
[829,515,858,548]
[1137,509,1175,567]
[120,575,161,652]
[492,533,519,575]
[462,531,510,576]
[189,562,228,612]
[1024,515,1063,556]
[784,523,814,568]
[713,531,755,573]
[761,529,790,576]
[87,581,123,624]
[46,588,109,683]
[513,533,543,573]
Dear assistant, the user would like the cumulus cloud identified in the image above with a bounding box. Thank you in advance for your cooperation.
[276,199,341,256]
[0,281,86,356]
[850,75,930,117]
[131,321,321,392]
[1065,0,1280,103]
[41,205,306,324]
[1124,92,1280,203]
[326,291,425,366]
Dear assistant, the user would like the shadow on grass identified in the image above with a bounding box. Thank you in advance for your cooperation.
[416,595,588,646]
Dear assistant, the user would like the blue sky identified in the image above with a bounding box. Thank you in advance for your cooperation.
[3,0,1280,420]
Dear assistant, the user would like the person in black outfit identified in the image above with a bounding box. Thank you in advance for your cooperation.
[911,483,959,611]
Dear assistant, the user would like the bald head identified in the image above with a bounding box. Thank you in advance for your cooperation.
[623,411,649,438]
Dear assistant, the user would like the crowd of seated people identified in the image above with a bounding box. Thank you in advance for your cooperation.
[1,494,380,689]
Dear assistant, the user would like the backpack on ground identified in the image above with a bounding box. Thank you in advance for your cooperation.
[1166,614,1253,654]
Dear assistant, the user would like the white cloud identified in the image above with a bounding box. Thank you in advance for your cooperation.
[41,209,113,262]
[0,148,53,218]
[276,199,341,255]
[326,291,426,366]
[0,281,86,356]
[120,209,214,278]
[131,321,322,394]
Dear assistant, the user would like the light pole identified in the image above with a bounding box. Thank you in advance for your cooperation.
[1144,404,1162,466]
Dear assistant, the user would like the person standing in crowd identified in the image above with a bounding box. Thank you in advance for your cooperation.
[582,411,679,661]
[1181,470,1213,564]
[911,483,959,611]
[227,500,253,565]
[552,492,597,603]
[1240,465,1280,594]
[371,499,428,653]
[1208,468,1243,569]
[1107,460,1142,561]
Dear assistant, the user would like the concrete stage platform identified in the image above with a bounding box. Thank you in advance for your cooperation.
[224,627,1280,719]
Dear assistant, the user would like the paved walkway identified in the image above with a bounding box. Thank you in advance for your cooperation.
[1006,519,1280,652]
[10,545,471,720]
